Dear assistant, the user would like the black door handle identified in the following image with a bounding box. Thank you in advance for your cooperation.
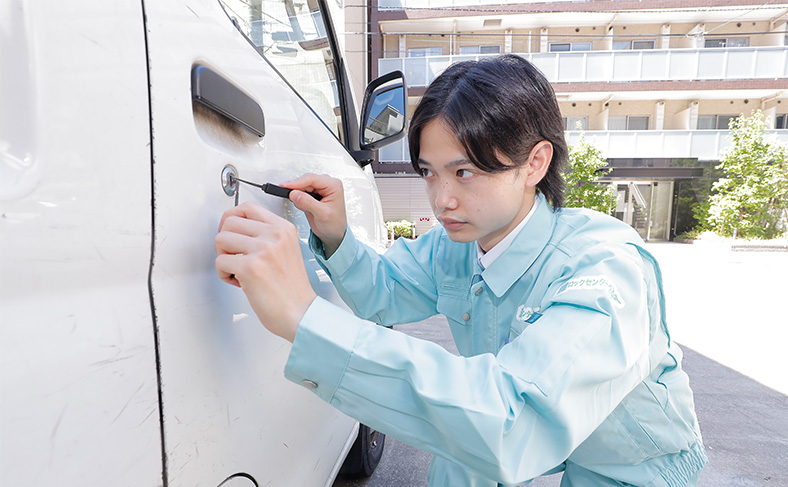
[191,65,265,137]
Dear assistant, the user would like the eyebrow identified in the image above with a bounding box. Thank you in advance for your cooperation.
[417,158,472,169]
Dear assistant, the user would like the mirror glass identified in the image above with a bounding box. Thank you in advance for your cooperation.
[363,85,406,145]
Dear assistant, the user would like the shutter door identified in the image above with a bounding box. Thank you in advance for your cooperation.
[375,177,438,236]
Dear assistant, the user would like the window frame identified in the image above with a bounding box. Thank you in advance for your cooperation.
[217,0,356,149]
[705,37,750,48]
[609,115,650,131]
[459,45,502,55]
[549,42,591,52]
[697,114,738,130]
[563,116,588,131]
[407,47,442,57]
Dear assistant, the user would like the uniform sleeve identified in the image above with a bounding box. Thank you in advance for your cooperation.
[285,243,656,485]
[309,227,442,325]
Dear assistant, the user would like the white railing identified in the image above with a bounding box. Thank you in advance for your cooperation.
[378,130,788,162]
[380,47,788,87]
[379,0,582,9]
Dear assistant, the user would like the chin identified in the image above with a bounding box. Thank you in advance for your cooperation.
[443,229,477,244]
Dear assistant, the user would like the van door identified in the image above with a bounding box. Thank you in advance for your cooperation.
[142,0,385,485]
[1,1,162,485]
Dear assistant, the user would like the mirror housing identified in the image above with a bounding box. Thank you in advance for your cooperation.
[355,71,407,165]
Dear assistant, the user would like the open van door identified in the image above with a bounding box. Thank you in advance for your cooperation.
[142,0,389,485]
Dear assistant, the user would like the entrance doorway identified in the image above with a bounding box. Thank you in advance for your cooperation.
[613,181,674,241]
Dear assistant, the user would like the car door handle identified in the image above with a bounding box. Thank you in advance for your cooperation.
[191,65,265,137]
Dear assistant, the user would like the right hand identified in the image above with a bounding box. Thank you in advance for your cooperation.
[282,173,347,257]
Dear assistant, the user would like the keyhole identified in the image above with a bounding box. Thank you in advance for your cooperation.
[221,164,239,197]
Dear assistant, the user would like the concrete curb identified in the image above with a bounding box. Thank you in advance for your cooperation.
[674,239,788,252]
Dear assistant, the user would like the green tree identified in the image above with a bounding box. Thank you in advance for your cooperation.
[563,132,617,214]
[706,110,788,239]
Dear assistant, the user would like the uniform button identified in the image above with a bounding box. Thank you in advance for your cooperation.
[301,380,318,390]
[475,287,483,296]
[462,313,470,321]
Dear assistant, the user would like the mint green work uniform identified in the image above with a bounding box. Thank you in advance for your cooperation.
[284,194,706,486]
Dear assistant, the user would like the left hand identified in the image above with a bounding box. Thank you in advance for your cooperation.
[215,202,316,342]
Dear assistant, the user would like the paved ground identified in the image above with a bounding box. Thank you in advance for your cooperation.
[334,242,788,487]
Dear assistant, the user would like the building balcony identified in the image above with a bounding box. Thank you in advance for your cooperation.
[379,47,788,88]
[378,0,578,9]
[378,129,788,163]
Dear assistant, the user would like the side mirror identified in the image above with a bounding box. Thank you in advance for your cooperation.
[359,71,407,151]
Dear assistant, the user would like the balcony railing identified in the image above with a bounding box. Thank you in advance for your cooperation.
[379,47,788,87]
[379,130,788,163]
[379,0,580,9]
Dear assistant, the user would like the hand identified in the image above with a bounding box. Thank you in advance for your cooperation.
[282,173,347,258]
[215,202,317,342]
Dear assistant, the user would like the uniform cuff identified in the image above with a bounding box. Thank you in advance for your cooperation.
[284,297,362,403]
[309,227,358,277]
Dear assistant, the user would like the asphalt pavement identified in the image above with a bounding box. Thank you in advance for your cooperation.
[333,242,788,487]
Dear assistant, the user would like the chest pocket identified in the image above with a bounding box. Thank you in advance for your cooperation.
[436,287,474,356]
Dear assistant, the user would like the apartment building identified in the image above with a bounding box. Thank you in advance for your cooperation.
[363,0,788,240]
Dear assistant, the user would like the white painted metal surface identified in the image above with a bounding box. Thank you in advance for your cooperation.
[1,0,388,485]
[0,1,162,485]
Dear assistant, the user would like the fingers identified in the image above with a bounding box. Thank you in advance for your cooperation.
[218,201,277,232]
[215,201,299,288]
[283,174,342,209]
[215,253,242,287]
[282,173,338,194]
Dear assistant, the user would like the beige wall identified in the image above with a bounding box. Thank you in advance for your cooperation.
[342,4,368,108]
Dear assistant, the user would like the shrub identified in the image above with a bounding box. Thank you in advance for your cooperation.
[385,220,415,239]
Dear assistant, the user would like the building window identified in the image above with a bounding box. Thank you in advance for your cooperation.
[776,114,787,129]
[697,114,737,130]
[407,47,442,57]
[609,115,649,130]
[705,38,749,48]
[549,42,592,52]
[459,45,501,54]
[563,116,588,131]
[613,40,656,50]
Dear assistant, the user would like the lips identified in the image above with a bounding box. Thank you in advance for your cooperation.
[438,217,467,231]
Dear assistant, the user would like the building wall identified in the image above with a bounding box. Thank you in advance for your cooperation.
[375,176,439,235]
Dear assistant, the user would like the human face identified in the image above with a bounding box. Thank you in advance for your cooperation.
[417,119,537,252]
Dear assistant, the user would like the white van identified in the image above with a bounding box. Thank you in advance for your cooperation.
[0,0,406,485]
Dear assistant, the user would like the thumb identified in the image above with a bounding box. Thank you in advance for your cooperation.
[289,189,324,215]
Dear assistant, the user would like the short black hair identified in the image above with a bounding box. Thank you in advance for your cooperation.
[408,54,567,208]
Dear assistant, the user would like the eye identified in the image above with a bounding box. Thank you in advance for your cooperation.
[457,169,474,179]
[418,167,434,178]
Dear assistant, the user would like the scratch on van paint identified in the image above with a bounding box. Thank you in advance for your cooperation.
[186,5,200,18]
[112,383,144,424]
[51,407,66,440]
[138,406,156,426]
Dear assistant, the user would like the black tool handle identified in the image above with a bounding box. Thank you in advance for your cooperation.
[263,183,323,201]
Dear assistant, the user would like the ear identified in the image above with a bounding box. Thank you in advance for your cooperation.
[524,141,553,188]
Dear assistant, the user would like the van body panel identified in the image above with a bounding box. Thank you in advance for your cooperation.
[144,1,387,485]
[2,0,388,485]
[0,0,163,485]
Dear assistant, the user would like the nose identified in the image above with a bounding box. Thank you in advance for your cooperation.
[433,179,458,212]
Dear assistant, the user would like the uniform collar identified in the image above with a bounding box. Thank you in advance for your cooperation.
[480,193,556,298]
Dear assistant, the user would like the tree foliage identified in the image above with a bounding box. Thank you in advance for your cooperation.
[563,133,617,214]
[705,111,788,239]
